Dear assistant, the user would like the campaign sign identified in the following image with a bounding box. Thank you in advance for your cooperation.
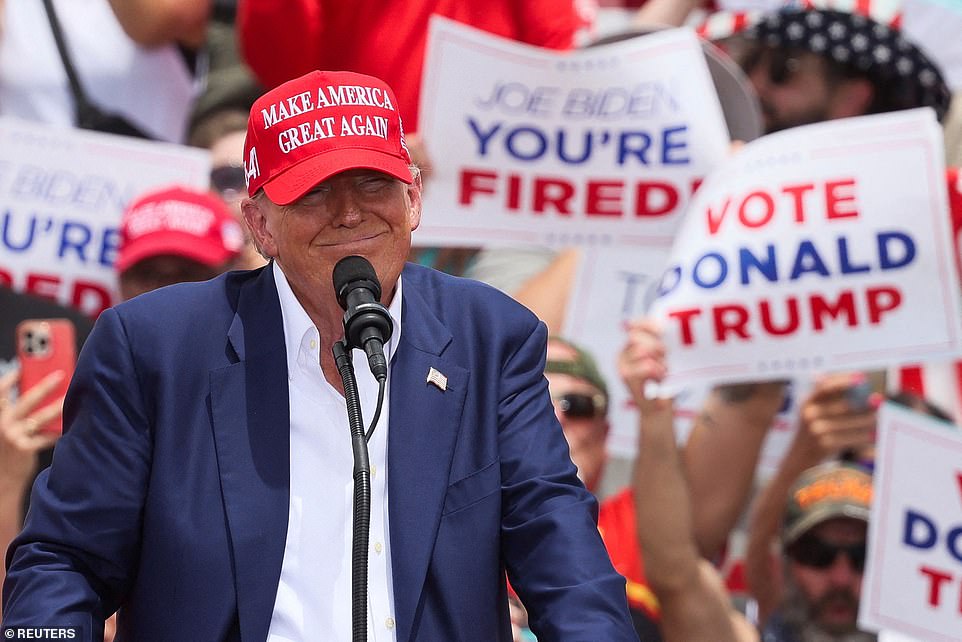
[0,118,210,316]
[859,401,962,641]
[563,242,812,460]
[648,109,962,389]
[564,246,671,453]
[417,17,730,248]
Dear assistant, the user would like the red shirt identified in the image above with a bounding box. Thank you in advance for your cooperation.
[598,487,660,619]
[238,0,586,132]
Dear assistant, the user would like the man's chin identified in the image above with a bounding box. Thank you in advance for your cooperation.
[814,599,861,636]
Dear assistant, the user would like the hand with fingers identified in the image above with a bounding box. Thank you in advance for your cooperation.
[618,318,670,416]
[791,372,880,468]
[0,367,65,491]
[621,320,754,642]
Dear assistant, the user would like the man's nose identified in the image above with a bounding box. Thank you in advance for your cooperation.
[331,189,364,227]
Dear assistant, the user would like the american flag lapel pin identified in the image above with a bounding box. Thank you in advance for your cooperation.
[426,367,448,391]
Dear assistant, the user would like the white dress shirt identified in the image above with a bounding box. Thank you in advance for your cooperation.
[267,261,400,642]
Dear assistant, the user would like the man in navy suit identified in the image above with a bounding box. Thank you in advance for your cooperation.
[2,70,636,641]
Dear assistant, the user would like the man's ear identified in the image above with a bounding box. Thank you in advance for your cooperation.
[828,77,875,120]
[241,196,276,259]
[406,170,423,231]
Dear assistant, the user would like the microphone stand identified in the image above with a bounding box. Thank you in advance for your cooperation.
[333,340,371,642]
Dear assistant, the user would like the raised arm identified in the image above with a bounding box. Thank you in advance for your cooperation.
[3,309,152,633]
[0,368,62,618]
[744,372,877,623]
[683,381,787,559]
[621,319,757,642]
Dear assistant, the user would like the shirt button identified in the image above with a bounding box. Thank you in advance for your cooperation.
[371,464,377,478]
[385,617,395,630]
[309,339,317,350]
[374,541,383,554]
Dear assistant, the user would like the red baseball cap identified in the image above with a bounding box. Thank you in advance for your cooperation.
[243,70,413,205]
[116,186,244,273]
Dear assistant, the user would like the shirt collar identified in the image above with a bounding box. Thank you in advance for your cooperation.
[272,261,403,377]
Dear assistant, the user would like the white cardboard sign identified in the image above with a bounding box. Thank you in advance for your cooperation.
[648,109,962,390]
[417,18,730,249]
[859,401,962,641]
[0,117,210,316]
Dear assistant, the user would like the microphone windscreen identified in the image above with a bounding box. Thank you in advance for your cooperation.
[333,255,382,305]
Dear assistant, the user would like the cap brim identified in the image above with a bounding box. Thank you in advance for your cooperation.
[116,233,232,273]
[262,148,413,206]
[783,504,870,546]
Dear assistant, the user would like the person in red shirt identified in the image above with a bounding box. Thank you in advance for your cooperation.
[237,0,591,133]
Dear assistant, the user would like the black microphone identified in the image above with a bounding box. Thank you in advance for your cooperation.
[332,255,394,381]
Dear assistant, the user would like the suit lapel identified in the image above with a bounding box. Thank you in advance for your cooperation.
[210,267,290,642]
[389,269,468,642]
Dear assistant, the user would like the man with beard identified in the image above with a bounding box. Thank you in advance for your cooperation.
[729,6,951,134]
[762,462,873,642]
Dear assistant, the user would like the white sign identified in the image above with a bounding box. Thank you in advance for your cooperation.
[417,17,730,248]
[859,401,962,641]
[0,118,211,316]
[565,246,818,460]
[648,109,962,390]
[564,246,671,453]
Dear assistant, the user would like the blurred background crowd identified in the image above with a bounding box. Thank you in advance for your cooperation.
[2,0,962,640]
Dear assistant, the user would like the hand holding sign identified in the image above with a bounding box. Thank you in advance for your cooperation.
[618,318,669,413]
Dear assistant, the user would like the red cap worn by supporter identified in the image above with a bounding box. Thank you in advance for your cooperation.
[243,70,413,205]
[116,186,244,273]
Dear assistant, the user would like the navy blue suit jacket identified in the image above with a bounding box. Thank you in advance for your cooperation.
[3,263,636,641]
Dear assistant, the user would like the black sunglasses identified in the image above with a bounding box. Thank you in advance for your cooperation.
[766,48,804,85]
[210,165,248,196]
[553,392,607,419]
[787,535,866,572]
[741,46,806,87]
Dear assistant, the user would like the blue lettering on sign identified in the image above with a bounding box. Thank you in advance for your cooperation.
[789,240,831,280]
[692,252,727,289]
[1,209,37,251]
[465,117,691,167]
[878,231,916,270]
[467,118,501,156]
[656,265,682,299]
[837,237,871,274]
[100,227,120,267]
[59,220,93,261]
[10,165,133,211]
[739,245,778,285]
[0,209,118,267]
[661,230,919,295]
[505,127,547,161]
[903,508,937,550]
[618,271,651,317]
[662,126,689,165]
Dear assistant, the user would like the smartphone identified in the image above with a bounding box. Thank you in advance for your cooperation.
[15,318,77,435]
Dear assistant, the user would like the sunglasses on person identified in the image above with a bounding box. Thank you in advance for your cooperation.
[787,534,866,572]
[210,164,248,198]
[552,392,607,419]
